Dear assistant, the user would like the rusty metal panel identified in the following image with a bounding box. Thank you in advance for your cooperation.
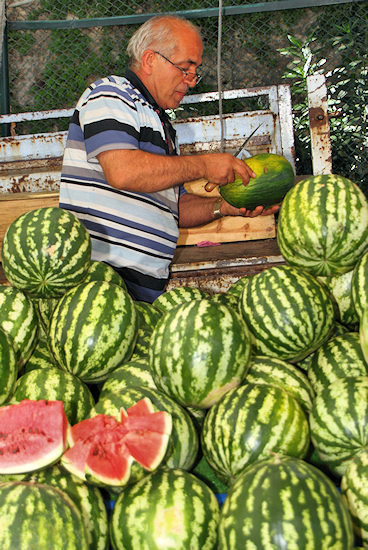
[307,74,333,175]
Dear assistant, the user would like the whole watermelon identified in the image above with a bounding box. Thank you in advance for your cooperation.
[218,455,354,549]
[1,207,91,297]
[0,481,88,549]
[201,383,309,485]
[309,376,368,477]
[49,281,137,383]
[110,469,220,550]
[219,153,295,209]
[239,264,335,361]
[149,298,252,409]
[277,174,368,276]
[341,450,368,546]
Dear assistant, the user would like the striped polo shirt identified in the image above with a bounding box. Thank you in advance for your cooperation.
[59,70,184,302]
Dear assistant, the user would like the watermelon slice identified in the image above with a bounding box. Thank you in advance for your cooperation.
[61,398,172,486]
[0,399,68,474]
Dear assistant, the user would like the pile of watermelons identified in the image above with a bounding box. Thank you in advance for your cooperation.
[1,172,368,549]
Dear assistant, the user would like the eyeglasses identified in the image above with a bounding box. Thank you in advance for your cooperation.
[153,51,202,85]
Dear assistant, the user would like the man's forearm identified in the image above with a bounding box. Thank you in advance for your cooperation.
[97,148,255,193]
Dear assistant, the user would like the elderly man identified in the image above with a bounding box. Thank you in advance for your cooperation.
[60,15,277,302]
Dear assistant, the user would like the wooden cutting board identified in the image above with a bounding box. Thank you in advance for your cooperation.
[179,178,276,246]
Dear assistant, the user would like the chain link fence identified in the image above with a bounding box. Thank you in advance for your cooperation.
[2,0,368,190]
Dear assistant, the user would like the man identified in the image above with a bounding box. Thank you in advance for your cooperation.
[60,15,278,302]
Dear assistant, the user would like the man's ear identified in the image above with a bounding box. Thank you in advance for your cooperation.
[140,49,155,76]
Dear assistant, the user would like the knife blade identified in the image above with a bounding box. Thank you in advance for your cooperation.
[204,123,264,192]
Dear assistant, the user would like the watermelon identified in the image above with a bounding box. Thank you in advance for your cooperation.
[25,464,109,550]
[320,269,359,328]
[49,280,138,383]
[245,354,315,413]
[10,366,95,425]
[226,276,250,297]
[352,251,368,319]
[309,376,368,477]
[153,285,208,313]
[201,383,310,485]
[135,300,162,330]
[81,259,127,289]
[61,399,172,487]
[99,359,156,399]
[35,296,60,334]
[91,386,199,475]
[0,286,39,368]
[22,338,56,373]
[240,264,335,361]
[218,455,354,549]
[110,468,220,550]
[0,481,88,549]
[130,325,152,361]
[0,399,68,474]
[1,207,91,298]
[341,450,368,546]
[0,328,17,404]
[149,298,252,409]
[219,153,295,209]
[307,331,368,394]
[277,174,368,276]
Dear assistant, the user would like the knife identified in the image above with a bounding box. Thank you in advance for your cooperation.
[204,123,264,192]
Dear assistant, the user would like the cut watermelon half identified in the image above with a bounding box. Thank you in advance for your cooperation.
[0,399,68,474]
[61,398,172,487]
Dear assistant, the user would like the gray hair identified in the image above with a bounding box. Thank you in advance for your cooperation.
[127,15,202,68]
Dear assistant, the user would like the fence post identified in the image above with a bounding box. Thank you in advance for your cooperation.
[307,74,332,175]
[0,1,10,138]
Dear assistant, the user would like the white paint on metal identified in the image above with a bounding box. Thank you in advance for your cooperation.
[307,74,333,175]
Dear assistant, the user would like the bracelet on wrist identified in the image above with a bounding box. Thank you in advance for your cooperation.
[213,198,223,220]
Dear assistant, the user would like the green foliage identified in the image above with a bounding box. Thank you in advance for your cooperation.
[279,18,368,194]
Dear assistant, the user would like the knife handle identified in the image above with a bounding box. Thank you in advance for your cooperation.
[205,182,217,192]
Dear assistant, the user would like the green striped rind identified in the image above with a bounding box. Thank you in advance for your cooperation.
[149,298,252,409]
[0,481,88,550]
[0,329,17,404]
[0,286,39,368]
[135,301,162,330]
[10,366,94,425]
[201,383,309,485]
[360,309,368,365]
[320,270,359,328]
[218,455,354,549]
[49,281,138,383]
[91,386,199,474]
[1,207,91,298]
[99,359,156,399]
[240,264,335,361]
[308,332,368,394]
[153,286,207,313]
[25,465,109,550]
[211,292,239,311]
[309,376,368,477]
[81,259,127,290]
[35,297,60,334]
[23,338,56,373]
[110,469,220,550]
[352,251,368,319]
[341,450,368,545]
[226,276,250,297]
[245,354,315,412]
[129,326,152,361]
[277,174,368,276]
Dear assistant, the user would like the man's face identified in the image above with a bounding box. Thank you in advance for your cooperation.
[149,28,203,110]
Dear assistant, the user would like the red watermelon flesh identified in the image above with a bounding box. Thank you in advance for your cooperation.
[0,399,68,474]
[61,398,172,486]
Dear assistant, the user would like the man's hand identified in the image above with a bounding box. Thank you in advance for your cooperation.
[201,153,256,186]
[221,201,280,218]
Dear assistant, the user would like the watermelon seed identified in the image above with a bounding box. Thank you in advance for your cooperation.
[11,447,20,454]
